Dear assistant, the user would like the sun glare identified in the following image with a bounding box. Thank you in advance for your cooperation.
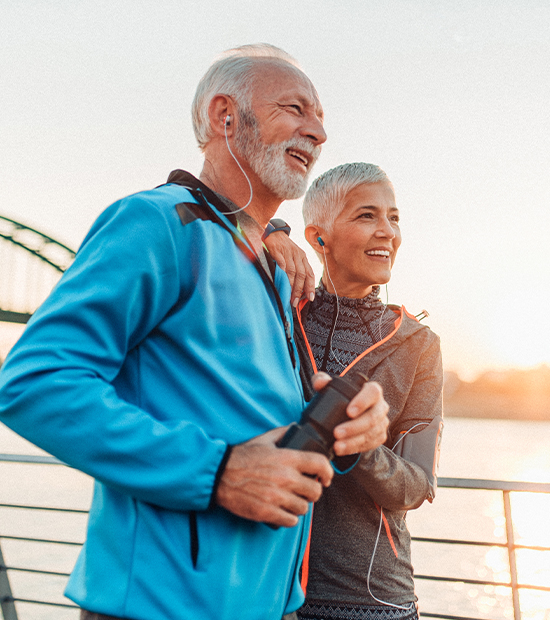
[487,492,550,618]
[479,490,550,618]
[488,290,550,369]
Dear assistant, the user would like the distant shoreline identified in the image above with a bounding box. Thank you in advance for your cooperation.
[443,365,550,421]
[444,394,550,421]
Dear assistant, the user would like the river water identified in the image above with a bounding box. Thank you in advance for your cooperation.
[1,417,549,620]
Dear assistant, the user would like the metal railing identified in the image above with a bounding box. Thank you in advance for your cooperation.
[0,454,83,619]
[1,455,549,620]
[413,477,550,620]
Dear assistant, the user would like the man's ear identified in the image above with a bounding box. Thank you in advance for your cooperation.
[207,95,235,139]
[305,225,329,254]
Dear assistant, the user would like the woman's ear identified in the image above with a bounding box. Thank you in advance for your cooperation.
[207,95,235,139]
[305,225,329,253]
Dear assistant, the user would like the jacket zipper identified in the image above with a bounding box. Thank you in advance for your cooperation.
[189,511,199,568]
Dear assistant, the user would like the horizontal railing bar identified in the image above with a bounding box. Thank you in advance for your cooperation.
[0,454,64,465]
[412,536,550,552]
[416,574,511,587]
[4,596,78,609]
[420,614,492,620]
[415,574,550,592]
[0,503,88,514]
[516,583,550,592]
[1,459,548,492]
[438,477,550,494]
[0,310,32,325]
[6,564,548,595]
[413,536,502,548]
[0,564,71,578]
[0,534,82,546]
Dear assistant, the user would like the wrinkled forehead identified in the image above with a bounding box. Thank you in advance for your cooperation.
[248,59,323,117]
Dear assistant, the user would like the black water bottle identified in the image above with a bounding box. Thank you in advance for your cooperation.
[277,373,368,459]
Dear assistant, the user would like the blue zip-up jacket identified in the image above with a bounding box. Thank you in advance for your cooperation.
[0,171,309,619]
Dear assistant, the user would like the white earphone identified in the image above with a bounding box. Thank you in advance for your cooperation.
[222,114,253,214]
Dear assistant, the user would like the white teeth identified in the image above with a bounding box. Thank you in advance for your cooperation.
[287,149,308,166]
[367,250,390,257]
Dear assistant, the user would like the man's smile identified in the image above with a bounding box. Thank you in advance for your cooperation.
[286,148,310,171]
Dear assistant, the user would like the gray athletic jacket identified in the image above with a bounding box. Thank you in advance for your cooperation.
[294,301,443,607]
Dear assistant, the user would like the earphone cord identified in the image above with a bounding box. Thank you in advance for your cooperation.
[322,245,346,371]
[222,119,253,215]
[366,515,415,611]
[366,422,430,610]
[377,283,389,341]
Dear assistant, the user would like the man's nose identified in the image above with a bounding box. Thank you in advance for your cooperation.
[300,113,327,145]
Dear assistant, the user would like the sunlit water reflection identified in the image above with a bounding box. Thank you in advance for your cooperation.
[408,418,550,619]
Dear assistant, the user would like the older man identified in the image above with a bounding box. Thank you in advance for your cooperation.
[0,45,389,620]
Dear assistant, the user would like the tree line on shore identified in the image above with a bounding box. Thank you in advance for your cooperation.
[444,364,550,420]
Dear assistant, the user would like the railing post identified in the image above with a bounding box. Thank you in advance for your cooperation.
[503,490,521,620]
[0,539,18,620]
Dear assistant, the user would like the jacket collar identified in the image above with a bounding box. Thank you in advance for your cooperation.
[296,299,428,373]
[166,169,238,226]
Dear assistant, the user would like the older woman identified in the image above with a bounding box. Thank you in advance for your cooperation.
[291,163,443,620]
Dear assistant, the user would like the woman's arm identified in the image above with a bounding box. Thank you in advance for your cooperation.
[263,226,316,307]
[349,333,443,511]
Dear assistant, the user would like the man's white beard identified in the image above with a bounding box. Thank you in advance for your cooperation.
[235,109,320,200]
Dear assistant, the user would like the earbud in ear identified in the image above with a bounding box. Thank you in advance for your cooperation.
[317,236,325,247]
[224,115,231,126]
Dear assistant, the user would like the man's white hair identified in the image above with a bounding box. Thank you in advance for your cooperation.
[192,44,301,151]
[303,162,392,232]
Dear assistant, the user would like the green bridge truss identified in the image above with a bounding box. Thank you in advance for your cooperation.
[0,215,76,324]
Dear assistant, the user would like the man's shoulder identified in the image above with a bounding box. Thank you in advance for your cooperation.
[116,170,207,209]
[80,173,238,262]
[121,182,197,209]
[78,183,203,256]
[100,182,206,229]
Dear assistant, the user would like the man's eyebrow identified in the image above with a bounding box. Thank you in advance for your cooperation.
[285,94,324,120]
[305,97,324,119]
[356,205,399,212]
[309,97,324,120]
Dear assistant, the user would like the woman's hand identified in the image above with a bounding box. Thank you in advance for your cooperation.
[264,232,316,307]
[312,373,389,455]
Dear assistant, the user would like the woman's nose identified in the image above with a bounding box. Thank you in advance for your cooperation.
[375,218,396,239]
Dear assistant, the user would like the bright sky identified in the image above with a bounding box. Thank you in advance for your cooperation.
[2,1,549,379]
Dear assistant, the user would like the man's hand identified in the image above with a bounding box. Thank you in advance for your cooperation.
[312,373,389,456]
[216,427,333,528]
[263,232,316,308]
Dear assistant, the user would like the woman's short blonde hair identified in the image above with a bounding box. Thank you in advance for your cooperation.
[303,162,392,231]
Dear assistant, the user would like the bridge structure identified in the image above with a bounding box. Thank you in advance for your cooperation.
[0,216,76,325]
